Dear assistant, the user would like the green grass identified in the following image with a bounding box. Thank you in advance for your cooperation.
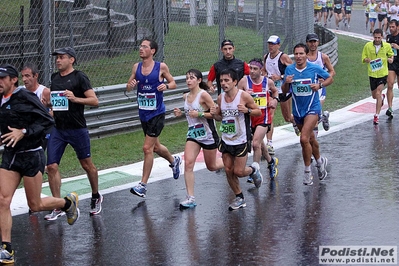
[50,34,369,180]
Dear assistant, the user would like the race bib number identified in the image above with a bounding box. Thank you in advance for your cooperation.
[345,5,351,11]
[187,123,206,140]
[292,79,313,96]
[51,91,68,111]
[335,4,341,9]
[252,93,267,109]
[393,48,397,57]
[370,58,383,72]
[138,93,157,110]
[220,119,236,134]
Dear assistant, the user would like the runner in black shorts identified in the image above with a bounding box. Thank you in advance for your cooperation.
[173,69,223,209]
[0,64,79,264]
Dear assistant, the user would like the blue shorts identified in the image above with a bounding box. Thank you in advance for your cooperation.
[294,111,320,126]
[47,128,92,165]
[369,18,377,23]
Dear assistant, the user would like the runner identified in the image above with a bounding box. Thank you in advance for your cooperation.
[362,28,394,125]
[334,0,344,30]
[0,64,79,264]
[378,0,389,34]
[364,0,371,30]
[343,0,353,29]
[263,35,297,157]
[207,39,249,95]
[306,33,336,134]
[173,69,223,209]
[315,0,323,23]
[368,0,380,34]
[46,47,102,220]
[237,58,279,181]
[282,44,333,185]
[127,38,182,198]
[210,68,262,210]
[389,0,399,22]
[386,19,399,118]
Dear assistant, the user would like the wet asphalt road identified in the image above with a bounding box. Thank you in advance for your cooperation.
[12,118,399,266]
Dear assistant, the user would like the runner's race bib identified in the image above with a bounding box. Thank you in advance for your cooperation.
[252,92,267,109]
[187,123,207,140]
[370,58,383,72]
[51,91,68,111]
[292,79,313,96]
[138,92,157,110]
[220,119,236,134]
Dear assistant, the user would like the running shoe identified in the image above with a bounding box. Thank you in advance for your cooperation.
[246,177,254,184]
[250,162,263,188]
[179,195,197,209]
[169,155,182,180]
[268,157,279,180]
[293,124,300,136]
[130,182,147,197]
[267,145,275,155]
[322,111,330,131]
[317,157,328,180]
[386,107,394,118]
[90,193,104,215]
[44,209,66,221]
[303,171,314,186]
[373,115,379,125]
[0,245,14,264]
[65,192,80,225]
[228,197,246,211]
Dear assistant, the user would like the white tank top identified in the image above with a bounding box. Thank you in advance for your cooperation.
[307,51,325,69]
[220,89,248,145]
[265,52,283,93]
[33,84,46,101]
[184,90,216,145]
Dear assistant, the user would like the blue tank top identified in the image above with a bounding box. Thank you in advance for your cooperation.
[135,61,165,121]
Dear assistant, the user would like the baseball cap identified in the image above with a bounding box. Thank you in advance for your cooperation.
[52,47,77,60]
[267,35,280,44]
[221,39,234,48]
[306,33,319,42]
[0,64,19,78]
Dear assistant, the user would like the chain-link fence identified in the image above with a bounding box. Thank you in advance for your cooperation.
[0,0,312,88]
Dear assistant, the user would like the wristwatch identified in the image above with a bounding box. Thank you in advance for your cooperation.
[22,128,27,135]
[247,108,252,114]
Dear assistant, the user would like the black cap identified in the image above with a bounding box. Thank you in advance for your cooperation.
[306,33,319,42]
[0,64,19,78]
[221,39,234,48]
[52,47,77,60]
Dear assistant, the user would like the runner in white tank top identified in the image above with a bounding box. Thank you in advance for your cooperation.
[173,69,223,209]
[210,68,263,211]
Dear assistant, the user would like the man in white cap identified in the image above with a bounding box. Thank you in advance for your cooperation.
[262,35,295,156]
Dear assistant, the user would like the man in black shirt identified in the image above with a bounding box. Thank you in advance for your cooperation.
[207,39,250,95]
[386,19,399,118]
[46,47,103,220]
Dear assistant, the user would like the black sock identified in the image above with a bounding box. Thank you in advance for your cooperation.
[250,166,255,176]
[236,193,244,199]
[61,198,71,211]
[2,242,12,253]
[92,192,100,199]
